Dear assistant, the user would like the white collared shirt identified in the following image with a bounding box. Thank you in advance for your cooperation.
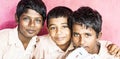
[66,40,119,59]
[0,27,37,59]
[98,40,119,59]
[34,34,74,59]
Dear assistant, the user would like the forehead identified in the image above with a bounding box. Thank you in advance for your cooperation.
[49,17,68,25]
[72,24,95,33]
[21,9,42,18]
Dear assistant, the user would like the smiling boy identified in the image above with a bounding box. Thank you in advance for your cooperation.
[33,6,74,59]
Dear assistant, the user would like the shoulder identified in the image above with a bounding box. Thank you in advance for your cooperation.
[37,34,51,47]
[38,34,49,39]
[0,29,10,35]
[37,34,56,49]
[99,40,112,46]
[38,34,51,43]
[0,29,12,42]
[0,29,12,53]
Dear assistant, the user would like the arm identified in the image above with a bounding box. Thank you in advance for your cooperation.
[99,40,120,58]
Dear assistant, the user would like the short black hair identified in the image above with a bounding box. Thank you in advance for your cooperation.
[73,6,102,37]
[16,0,46,25]
[47,6,73,30]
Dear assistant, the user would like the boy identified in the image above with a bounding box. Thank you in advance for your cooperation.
[33,6,119,59]
[0,0,46,59]
[33,6,74,59]
[66,6,120,59]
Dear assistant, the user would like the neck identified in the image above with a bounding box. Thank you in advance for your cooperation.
[18,31,32,50]
[91,42,100,54]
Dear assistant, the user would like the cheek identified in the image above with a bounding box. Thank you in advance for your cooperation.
[36,24,42,30]
[63,31,71,42]
[21,20,29,25]
[72,37,79,44]
[64,28,71,35]
[66,31,71,38]
[87,38,96,47]
[19,22,27,30]
[49,31,56,38]
[19,21,29,29]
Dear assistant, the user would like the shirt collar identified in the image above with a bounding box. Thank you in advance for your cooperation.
[47,34,74,53]
[8,26,37,48]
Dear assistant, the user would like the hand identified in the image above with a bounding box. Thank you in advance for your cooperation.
[107,44,120,57]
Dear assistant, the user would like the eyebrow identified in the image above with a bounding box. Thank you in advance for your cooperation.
[73,32,79,34]
[21,14,43,19]
[48,23,67,27]
[48,24,55,27]
[61,23,67,25]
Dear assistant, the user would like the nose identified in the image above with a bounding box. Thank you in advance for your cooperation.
[80,36,85,45]
[29,20,35,27]
[56,27,62,35]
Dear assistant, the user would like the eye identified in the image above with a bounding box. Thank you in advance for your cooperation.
[63,25,68,28]
[73,32,80,37]
[23,17,30,22]
[49,26,56,30]
[35,19,42,24]
[85,33,91,37]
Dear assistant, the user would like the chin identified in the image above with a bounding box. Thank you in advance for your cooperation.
[26,34,36,38]
[56,41,66,46]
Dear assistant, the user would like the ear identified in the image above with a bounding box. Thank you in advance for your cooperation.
[15,14,19,24]
[97,32,102,41]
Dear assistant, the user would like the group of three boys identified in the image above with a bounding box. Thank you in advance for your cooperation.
[0,0,120,59]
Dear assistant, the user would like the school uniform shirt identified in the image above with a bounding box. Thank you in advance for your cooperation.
[0,27,37,59]
[66,40,119,59]
[98,40,119,59]
[34,34,74,59]
[66,47,100,59]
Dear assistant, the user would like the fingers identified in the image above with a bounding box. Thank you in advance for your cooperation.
[116,49,120,57]
[107,44,116,55]
[107,44,120,57]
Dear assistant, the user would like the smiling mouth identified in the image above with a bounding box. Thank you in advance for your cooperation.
[55,37,65,41]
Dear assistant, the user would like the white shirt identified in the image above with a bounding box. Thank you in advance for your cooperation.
[98,40,119,59]
[0,27,37,59]
[66,40,119,59]
[34,34,74,59]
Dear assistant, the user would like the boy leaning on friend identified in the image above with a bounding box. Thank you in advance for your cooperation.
[65,6,120,59]
[33,6,120,59]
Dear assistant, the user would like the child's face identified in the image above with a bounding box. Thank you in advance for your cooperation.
[18,9,43,38]
[48,17,71,46]
[72,24,99,54]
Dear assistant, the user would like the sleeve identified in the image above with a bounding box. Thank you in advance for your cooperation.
[65,47,92,59]
[99,40,112,47]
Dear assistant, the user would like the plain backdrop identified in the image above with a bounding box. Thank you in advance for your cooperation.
[0,0,120,46]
